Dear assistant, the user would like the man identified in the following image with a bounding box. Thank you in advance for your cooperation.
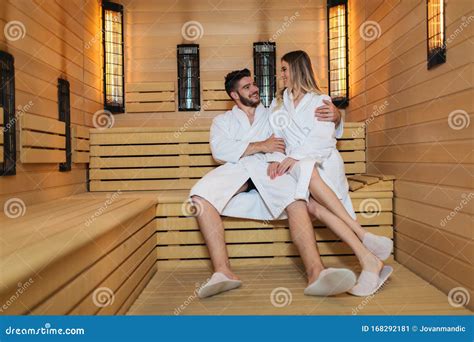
[190,69,354,298]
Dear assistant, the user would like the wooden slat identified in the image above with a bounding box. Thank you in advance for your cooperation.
[203,80,225,90]
[126,91,174,102]
[155,199,392,217]
[21,113,65,135]
[156,226,394,245]
[89,127,365,144]
[21,130,66,149]
[348,180,365,191]
[203,90,229,100]
[90,143,211,156]
[126,82,175,92]
[154,212,393,231]
[89,167,214,180]
[347,175,379,185]
[74,125,90,139]
[126,102,176,113]
[204,100,234,111]
[20,148,65,163]
[90,179,198,191]
[156,242,353,259]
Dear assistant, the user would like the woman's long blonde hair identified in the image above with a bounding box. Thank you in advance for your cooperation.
[275,50,322,108]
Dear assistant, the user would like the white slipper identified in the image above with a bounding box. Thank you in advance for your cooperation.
[363,232,393,261]
[304,268,356,296]
[348,265,393,297]
[197,272,242,298]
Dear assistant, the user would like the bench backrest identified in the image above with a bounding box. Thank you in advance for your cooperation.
[89,123,366,192]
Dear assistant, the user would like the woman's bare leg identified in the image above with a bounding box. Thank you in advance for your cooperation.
[307,169,367,240]
[286,200,325,285]
[307,198,383,275]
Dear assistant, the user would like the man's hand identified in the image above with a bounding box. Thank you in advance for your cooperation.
[243,134,285,157]
[260,134,286,153]
[276,157,297,176]
[315,99,341,124]
[267,162,280,179]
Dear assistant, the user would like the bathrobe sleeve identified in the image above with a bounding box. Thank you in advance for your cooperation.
[335,113,344,139]
[210,115,250,164]
[286,95,336,164]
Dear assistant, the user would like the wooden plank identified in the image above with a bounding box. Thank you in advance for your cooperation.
[204,100,234,111]
[74,125,90,139]
[156,226,394,245]
[362,173,395,181]
[347,175,379,185]
[21,131,66,149]
[353,181,393,192]
[154,212,393,230]
[203,81,225,90]
[126,91,175,102]
[127,102,176,113]
[75,139,90,151]
[89,155,217,168]
[89,167,213,180]
[20,148,65,163]
[90,131,210,144]
[156,242,353,259]
[336,139,365,151]
[90,127,364,143]
[203,90,230,100]
[73,152,90,164]
[90,143,211,156]
[348,180,365,191]
[21,113,65,135]
[126,82,175,92]
[89,179,199,191]
[155,199,392,217]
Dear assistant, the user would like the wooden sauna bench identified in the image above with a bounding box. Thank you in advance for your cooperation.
[0,195,157,315]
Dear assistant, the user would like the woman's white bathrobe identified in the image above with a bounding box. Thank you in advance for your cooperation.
[189,104,299,220]
[267,90,356,219]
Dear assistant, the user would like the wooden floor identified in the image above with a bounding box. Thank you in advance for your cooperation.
[127,258,471,315]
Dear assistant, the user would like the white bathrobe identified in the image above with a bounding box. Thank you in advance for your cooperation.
[267,90,356,219]
[189,104,298,220]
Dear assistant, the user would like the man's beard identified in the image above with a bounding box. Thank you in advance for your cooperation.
[238,91,260,107]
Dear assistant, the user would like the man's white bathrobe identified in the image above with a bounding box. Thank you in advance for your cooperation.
[189,104,298,220]
[267,90,356,219]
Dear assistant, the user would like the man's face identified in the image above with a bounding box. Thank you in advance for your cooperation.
[232,76,260,107]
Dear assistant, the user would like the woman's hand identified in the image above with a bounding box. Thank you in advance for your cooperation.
[276,157,297,176]
[267,162,280,180]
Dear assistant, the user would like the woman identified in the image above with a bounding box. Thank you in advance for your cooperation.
[267,50,392,296]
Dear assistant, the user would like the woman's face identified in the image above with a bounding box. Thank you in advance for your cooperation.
[280,60,291,88]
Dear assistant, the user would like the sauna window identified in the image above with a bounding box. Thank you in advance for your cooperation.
[58,79,71,172]
[327,0,349,108]
[253,42,276,108]
[426,0,446,69]
[177,44,200,111]
[102,1,125,113]
[0,51,16,176]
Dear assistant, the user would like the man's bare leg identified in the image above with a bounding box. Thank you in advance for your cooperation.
[190,182,249,280]
[286,200,325,285]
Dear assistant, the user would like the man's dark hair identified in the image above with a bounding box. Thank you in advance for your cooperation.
[224,68,251,97]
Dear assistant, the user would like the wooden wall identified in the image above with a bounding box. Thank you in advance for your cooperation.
[347,0,473,309]
[0,0,102,206]
[114,0,328,126]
